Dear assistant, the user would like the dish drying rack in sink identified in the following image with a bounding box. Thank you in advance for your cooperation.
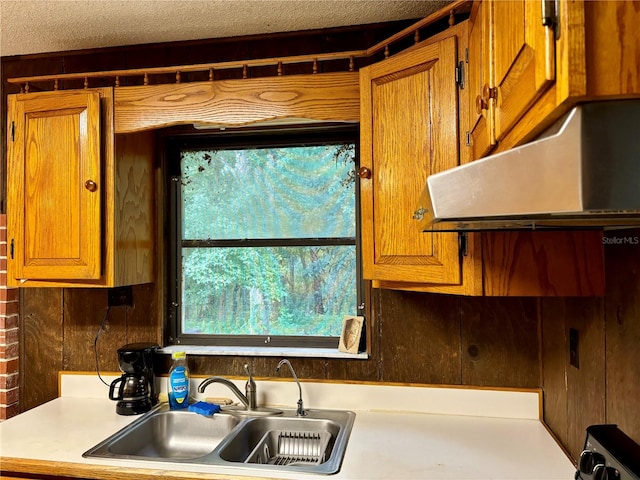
[246,430,332,466]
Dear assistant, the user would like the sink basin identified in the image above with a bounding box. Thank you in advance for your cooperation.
[83,404,240,461]
[214,409,355,475]
[84,405,355,475]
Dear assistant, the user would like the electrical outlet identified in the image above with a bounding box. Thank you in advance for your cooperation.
[108,286,133,307]
[569,328,580,369]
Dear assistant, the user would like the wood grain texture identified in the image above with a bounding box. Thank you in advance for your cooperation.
[0,53,64,215]
[541,297,606,460]
[365,0,472,57]
[378,289,461,384]
[371,232,484,296]
[486,0,639,155]
[19,288,63,412]
[482,231,605,296]
[63,285,160,373]
[467,1,496,158]
[584,0,640,97]
[603,229,640,444]
[360,36,463,285]
[565,298,606,460]
[19,282,545,413]
[325,285,380,382]
[7,89,155,288]
[461,297,539,387]
[112,131,155,286]
[114,73,360,133]
[62,289,123,372]
[492,0,555,142]
[554,0,587,101]
[7,51,368,86]
[7,90,102,283]
[0,457,273,480]
[122,284,161,347]
[540,231,640,458]
[492,83,567,153]
[540,297,569,453]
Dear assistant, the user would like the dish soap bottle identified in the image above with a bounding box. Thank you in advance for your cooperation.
[168,351,189,410]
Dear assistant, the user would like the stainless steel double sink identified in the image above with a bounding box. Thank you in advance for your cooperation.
[83,404,356,475]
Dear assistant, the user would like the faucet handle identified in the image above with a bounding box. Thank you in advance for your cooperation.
[244,363,256,389]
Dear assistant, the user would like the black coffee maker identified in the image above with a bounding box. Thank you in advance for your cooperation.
[109,343,158,415]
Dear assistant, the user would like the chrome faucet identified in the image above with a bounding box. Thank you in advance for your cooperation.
[197,363,257,411]
[275,358,307,416]
[244,363,257,410]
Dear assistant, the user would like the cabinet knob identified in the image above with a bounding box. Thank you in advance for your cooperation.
[475,94,488,114]
[85,180,98,192]
[482,84,498,100]
[358,167,372,179]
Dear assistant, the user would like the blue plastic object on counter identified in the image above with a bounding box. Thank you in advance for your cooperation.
[188,401,221,416]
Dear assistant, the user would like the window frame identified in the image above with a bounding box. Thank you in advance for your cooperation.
[163,125,365,350]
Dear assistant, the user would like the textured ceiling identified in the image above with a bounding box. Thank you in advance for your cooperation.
[0,0,452,57]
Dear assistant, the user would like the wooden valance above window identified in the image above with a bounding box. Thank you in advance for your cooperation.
[113,72,359,133]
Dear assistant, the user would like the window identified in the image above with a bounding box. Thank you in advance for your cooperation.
[166,128,363,349]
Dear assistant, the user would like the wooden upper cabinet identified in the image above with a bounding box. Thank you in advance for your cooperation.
[359,36,463,284]
[468,0,556,153]
[468,0,495,158]
[491,0,555,142]
[8,91,102,281]
[7,88,155,287]
[467,0,640,153]
[359,20,604,297]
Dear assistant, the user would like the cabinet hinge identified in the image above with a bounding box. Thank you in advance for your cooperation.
[458,232,468,257]
[10,121,15,142]
[542,0,561,40]
[465,131,471,147]
[455,61,465,89]
[10,239,14,259]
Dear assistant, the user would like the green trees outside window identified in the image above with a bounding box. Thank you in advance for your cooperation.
[177,143,358,341]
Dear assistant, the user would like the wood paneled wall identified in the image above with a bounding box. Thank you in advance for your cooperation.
[542,229,640,460]
[4,19,640,464]
[19,285,158,410]
[19,284,541,412]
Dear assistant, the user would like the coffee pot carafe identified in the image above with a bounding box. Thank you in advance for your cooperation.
[109,343,158,415]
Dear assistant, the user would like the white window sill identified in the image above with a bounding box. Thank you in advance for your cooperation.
[158,345,368,360]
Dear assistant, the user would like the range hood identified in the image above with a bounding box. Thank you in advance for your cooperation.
[417,99,640,231]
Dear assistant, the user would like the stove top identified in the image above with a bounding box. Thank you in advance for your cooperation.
[576,425,640,480]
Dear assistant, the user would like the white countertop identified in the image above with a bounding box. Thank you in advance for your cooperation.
[0,374,576,480]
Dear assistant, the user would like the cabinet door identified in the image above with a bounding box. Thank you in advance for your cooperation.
[8,91,102,281]
[360,37,462,284]
[468,0,495,159]
[492,0,555,141]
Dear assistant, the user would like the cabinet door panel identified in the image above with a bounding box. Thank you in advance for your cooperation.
[492,0,555,141]
[468,0,495,158]
[360,37,462,284]
[8,91,102,280]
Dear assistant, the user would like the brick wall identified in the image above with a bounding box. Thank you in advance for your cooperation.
[0,214,19,420]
